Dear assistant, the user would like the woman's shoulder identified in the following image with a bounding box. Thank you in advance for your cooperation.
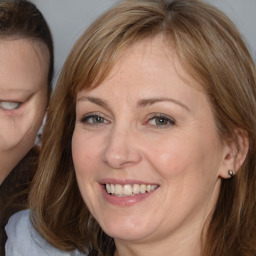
[5,209,86,256]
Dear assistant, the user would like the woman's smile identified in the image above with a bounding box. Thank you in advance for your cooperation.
[105,183,158,196]
[98,179,160,207]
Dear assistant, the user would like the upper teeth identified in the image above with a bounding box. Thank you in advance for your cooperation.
[105,184,158,197]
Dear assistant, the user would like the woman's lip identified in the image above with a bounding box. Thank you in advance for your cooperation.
[100,183,159,207]
[99,178,159,186]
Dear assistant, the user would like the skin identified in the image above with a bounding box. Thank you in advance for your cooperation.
[72,36,238,256]
[0,38,49,184]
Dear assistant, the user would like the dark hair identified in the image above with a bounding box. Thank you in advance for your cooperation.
[30,0,256,255]
[0,0,54,92]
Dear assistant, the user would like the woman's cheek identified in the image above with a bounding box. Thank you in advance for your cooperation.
[0,117,27,150]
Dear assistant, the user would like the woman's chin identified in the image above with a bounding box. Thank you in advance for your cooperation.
[100,221,156,242]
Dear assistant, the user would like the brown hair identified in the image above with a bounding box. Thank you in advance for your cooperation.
[29,0,256,255]
[0,0,54,94]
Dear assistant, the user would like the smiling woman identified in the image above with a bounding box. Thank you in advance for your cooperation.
[0,0,53,254]
[5,0,256,256]
[72,37,227,247]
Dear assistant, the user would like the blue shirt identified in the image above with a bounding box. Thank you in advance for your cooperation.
[5,210,87,256]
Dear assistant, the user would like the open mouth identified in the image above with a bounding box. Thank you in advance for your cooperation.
[105,183,159,197]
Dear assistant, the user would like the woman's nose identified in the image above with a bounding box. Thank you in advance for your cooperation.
[102,127,142,169]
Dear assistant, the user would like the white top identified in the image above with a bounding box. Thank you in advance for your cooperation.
[5,210,87,256]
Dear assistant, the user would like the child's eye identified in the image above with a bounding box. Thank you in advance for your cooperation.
[147,115,175,128]
[81,114,110,126]
[0,101,21,110]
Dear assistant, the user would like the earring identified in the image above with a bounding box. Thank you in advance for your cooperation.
[228,170,234,177]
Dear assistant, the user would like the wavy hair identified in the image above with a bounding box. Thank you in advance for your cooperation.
[29,0,256,255]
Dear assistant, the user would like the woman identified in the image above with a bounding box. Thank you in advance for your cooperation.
[0,0,53,254]
[6,0,256,255]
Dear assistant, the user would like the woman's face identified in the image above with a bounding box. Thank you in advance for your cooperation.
[0,39,49,154]
[72,37,228,245]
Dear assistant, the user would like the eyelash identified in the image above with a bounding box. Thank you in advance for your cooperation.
[146,114,176,128]
[80,113,110,126]
[80,112,175,129]
[0,101,22,111]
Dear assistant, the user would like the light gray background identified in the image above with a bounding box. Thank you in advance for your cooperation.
[31,0,256,86]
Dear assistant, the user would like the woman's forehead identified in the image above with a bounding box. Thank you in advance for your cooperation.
[75,35,205,100]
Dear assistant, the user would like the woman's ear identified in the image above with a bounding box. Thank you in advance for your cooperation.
[218,128,249,179]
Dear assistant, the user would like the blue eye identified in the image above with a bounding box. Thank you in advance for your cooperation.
[81,114,109,125]
[0,101,21,110]
[148,115,175,127]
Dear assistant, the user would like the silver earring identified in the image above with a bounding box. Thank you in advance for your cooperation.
[228,170,234,177]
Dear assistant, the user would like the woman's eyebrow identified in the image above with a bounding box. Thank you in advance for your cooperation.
[137,97,191,112]
[76,96,110,109]
[77,96,190,112]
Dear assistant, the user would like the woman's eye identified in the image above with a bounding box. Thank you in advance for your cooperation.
[81,114,109,125]
[148,115,175,127]
[0,101,21,110]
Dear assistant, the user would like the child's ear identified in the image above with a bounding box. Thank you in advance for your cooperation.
[218,128,249,179]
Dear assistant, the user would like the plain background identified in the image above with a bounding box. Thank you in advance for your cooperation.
[31,0,256,87]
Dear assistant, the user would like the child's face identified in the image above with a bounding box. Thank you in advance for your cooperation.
[0,38,49,155]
